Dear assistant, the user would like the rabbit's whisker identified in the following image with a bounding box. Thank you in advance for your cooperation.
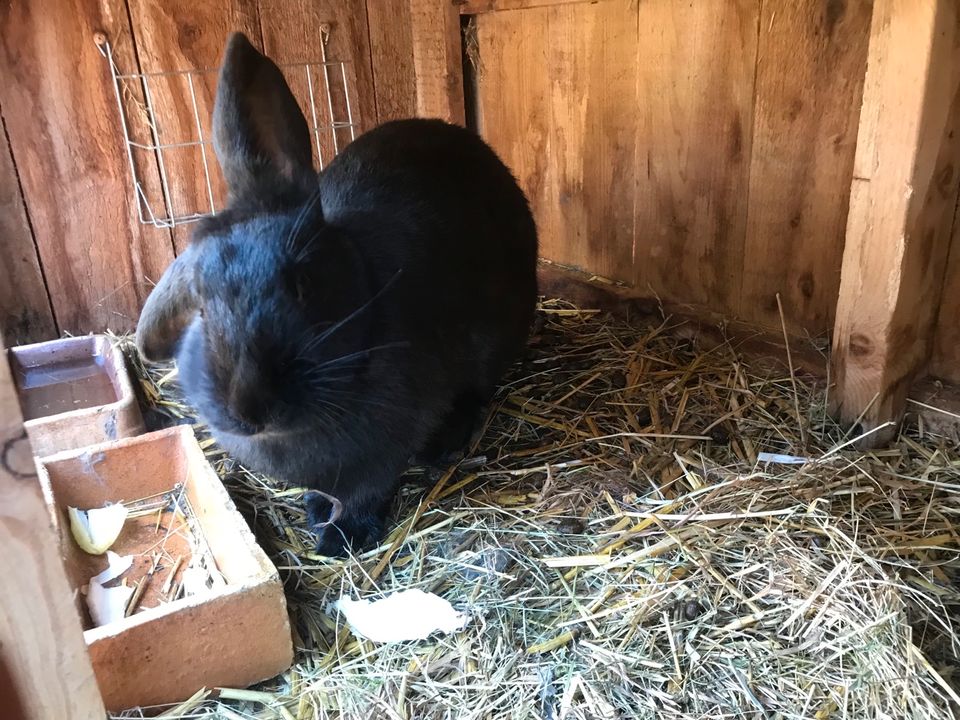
[307,270,404,347]
[286,184,322,254]
[308,342,410,373]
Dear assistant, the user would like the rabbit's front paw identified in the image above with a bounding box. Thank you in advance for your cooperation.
[306,492,385,558]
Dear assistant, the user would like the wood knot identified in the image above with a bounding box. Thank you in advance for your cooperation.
[848,332,873,358]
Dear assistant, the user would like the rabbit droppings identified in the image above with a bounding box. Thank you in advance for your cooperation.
[135,33,538,557]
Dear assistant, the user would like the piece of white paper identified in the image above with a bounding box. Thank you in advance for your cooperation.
[335,589,469,643]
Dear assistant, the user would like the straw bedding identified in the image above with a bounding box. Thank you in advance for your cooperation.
[113,298,960,720]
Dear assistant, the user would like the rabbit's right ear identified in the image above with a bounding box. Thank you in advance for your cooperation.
[213,32,315,205]
[136,244,200,362]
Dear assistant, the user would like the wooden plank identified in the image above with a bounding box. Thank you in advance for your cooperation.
[409,0,465,124]
[831,0,960,441]
[366,0,417,122]
[0,113,55,346]
[0,343,105,720]
[475,1,637,283]
[461,0,609,13]
[634,0,760,314]
[126,0,261,254]
[0,0,177,335]
[740,0,872,335]
[930,200,960,384]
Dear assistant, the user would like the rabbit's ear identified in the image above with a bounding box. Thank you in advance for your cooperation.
[136,244,200,362]
[213,32,314,204]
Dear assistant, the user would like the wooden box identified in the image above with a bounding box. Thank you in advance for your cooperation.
[8,335,144,458]
[35,425,293,712]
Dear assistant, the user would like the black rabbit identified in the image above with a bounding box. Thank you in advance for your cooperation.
[135,32,538,556]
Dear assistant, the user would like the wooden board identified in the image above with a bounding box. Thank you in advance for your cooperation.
[0,115,55,346]
[476,1,759,305]
[740,0,872,335]
[0,0,176,335]
[461,0,608,13]
[831,0,960,440]
[930,200,960,385]
[634,0,759,313]
[366,0,417,122]
[409,0,465,124]
[0,343,106,720]
[476,1,637,284]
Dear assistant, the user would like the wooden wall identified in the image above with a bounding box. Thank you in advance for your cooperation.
[471,0,874,337]
[1,0,958,388]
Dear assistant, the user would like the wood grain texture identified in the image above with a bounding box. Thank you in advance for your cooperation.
[831,0,960,440]
[476,1,637,283]
[930,200,960,384]
[740,0,872,335]
[635,0,759,313]
[0,343,106,720]
[409,0,465,124]
[366,0,417,122]
[0,0,176,335]
[461,0,609,13]
[0,114,55,346]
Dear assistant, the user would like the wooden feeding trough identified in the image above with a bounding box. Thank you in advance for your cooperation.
[8,335,144,458]
[1,336,292,716]
[35,425,294,712]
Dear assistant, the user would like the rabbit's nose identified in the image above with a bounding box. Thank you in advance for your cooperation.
[229,401,266,435]
[227,383,268,435]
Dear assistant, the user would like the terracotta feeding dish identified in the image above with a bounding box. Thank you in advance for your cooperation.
[8,335,144,458]
[36,425,293,712]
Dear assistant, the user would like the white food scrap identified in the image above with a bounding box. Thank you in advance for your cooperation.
[335,588,469,643]
[69,503,128,555]
[87,579,134,626]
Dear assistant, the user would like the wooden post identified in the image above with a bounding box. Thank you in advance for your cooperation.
[0,344,106,720]
[409,0,466,124]
[831,0,960,444]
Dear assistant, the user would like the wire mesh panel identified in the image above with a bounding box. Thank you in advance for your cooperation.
[97,35,359,230]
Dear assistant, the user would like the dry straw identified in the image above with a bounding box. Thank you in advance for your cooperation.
[112,298,959,719]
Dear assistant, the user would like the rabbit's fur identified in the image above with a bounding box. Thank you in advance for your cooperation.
[135,33,538,556]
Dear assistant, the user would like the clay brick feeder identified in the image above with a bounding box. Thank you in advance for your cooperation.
[36,425,294,712]
[8,335,144,458]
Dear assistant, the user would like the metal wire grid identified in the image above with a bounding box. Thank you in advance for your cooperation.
[97,38,359,229]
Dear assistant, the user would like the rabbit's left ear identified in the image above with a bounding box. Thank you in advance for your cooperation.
[136,243,201,362]
[212,32,315,205]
